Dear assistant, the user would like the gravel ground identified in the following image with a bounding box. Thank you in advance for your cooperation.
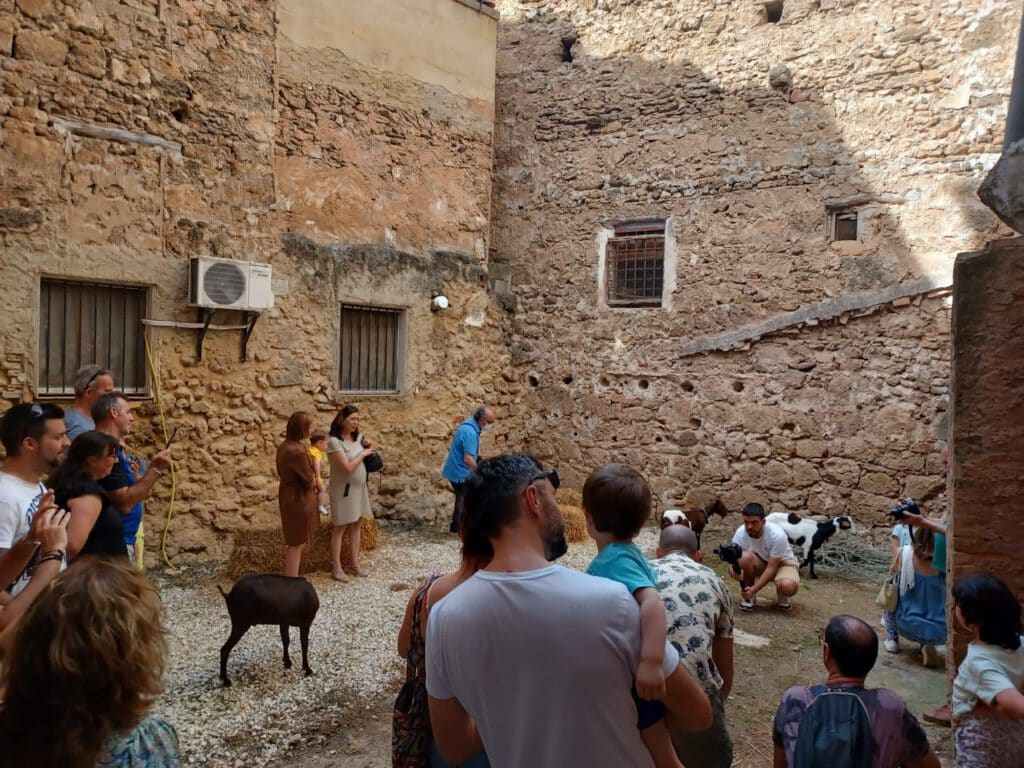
[151,524,628,767]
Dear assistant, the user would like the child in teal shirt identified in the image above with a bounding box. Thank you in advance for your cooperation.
[584,463,702,768]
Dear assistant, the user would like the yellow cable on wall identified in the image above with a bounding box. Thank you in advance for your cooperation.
[143,330,177,570]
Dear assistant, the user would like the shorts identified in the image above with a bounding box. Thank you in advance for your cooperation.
[670,687,733,768]
[751,555,801,587]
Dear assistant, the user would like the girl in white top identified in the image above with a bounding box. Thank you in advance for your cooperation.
[951,573,1024,767]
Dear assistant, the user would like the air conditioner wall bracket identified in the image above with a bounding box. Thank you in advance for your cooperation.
[196,308,216,362]
[241,311,260,362]
[192,309,261,363]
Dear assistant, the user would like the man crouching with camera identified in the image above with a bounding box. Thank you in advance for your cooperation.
[724,503,801,612]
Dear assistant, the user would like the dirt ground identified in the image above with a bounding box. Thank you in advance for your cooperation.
[272,525,953,768]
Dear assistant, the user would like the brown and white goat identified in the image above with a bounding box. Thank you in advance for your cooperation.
[661,498,729,549]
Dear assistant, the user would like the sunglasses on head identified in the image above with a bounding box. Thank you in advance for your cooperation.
[530,468,560,490]
[28,403,45,419]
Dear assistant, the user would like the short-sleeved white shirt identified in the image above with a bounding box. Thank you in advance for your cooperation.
[0,471,47,595]
[426,565,679,768]
[732,521,796,563]
[953,638,1024,718]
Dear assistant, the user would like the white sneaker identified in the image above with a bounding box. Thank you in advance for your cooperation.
[740,597,755,611]
[776,596,792,611]
[884,639,900,653]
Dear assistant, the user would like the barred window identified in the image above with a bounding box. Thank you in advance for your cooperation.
[38,278,148,396]
[831,210,859,242]
[605,220,666,307]
[339,304,402,393]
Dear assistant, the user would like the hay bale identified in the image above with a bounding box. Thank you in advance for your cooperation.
[555,487,582,507]
[560,503,588,543]
[225,516,380,581]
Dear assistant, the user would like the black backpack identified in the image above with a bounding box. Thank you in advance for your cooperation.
[793,685,873,768]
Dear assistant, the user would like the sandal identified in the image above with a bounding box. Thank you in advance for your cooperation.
[331,570,350,582]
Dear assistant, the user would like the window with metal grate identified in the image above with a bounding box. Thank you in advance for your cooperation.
[38,278,148,397]
[831,210,859,242]
[605,220,666,307]
[339,304,403,393]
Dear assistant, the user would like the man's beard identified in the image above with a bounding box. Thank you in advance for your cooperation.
[544,514,568,561]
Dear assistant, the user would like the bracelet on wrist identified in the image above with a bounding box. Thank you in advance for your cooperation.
[37,551,65,566]
[40,548,66,560]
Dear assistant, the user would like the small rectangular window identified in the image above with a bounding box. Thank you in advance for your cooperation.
[38,278,148,397]
[605,220,666,307]
[339,304,402,393]
[831,211,859,242]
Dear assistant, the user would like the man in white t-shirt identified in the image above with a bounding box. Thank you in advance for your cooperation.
[729,502,800,612]
[426,454,711,768]
[0,403,70,596]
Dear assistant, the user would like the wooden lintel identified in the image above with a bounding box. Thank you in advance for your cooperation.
[51,116,182,155]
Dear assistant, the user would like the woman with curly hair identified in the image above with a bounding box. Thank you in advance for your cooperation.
[0,558,180,767]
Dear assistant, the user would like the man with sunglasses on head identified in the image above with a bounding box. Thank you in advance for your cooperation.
[64,364,116,441]
[93,392,171,560]
[426,455,710,768]
[0,403,71,597]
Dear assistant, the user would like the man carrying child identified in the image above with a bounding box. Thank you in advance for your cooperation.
[425,455,710,768]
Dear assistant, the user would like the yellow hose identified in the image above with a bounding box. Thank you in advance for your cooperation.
[143,330,177,570]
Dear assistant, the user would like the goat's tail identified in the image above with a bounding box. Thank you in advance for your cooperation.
[217,584,229,600]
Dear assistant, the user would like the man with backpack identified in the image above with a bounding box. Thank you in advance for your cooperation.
[771,614,940,768]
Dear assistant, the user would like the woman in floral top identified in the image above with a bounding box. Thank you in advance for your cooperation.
[0,558,180,767]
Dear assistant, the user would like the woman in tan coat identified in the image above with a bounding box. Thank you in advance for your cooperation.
[277,411,318,577]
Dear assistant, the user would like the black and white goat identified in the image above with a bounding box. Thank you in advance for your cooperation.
[765,512,854,579]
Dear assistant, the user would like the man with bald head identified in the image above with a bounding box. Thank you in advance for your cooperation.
[772,614,940,768]
[651,524,735,768]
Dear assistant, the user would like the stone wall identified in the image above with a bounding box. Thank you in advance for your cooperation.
[0,0,506,561]
[948,238,1024,668]
[490,0,1016,531]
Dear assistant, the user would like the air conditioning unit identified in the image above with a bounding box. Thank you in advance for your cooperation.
[188,257,274,311]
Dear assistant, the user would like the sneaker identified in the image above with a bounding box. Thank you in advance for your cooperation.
[776,596,792,611]
[922,703,951,727]
[921,644,940,668]
[740,597,755,611]
[884,639,900,653]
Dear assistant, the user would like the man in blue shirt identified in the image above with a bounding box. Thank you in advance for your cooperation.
[442,406,495,532]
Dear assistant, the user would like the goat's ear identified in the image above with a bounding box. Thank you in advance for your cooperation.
[839,518,853,530]
[660,517,673,530]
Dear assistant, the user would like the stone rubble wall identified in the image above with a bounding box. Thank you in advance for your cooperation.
[0,0,508,561]
[490,0,1017,532]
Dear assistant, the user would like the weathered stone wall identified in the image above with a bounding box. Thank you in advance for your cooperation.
[948,238,1024,669]
[491,0,1016,531]
[0,0,506,561]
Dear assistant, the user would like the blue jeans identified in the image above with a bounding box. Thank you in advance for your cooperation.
[431,744,490,768]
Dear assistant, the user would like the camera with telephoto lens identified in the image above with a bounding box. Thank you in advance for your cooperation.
[889,498,920,521]
[714,543,743,575]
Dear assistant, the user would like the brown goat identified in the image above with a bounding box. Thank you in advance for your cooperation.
[218,574,320,687]
[660,498,729,548]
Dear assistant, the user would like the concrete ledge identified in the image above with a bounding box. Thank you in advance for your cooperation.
[451,0,499,20]
[678,274,954,356]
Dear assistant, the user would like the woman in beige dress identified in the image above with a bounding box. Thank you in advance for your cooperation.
[326,404,375,581]
[277,411,318,577]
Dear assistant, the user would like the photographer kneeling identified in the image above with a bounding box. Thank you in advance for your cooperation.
[727,503,800,612]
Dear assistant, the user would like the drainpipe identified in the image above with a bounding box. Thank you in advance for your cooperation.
[1006,7,1024,149]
